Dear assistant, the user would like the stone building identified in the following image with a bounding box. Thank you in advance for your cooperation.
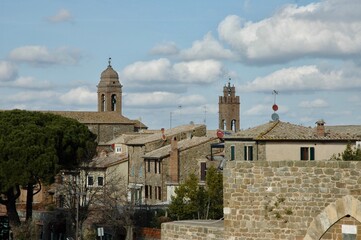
[218,79,240,132]
[125,124,208,204]
[161,120,361,240]
[142,135,218,205]
[50,59,147,144]
[223,120,361,162]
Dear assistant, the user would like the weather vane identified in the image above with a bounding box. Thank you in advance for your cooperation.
[271,90,279,121]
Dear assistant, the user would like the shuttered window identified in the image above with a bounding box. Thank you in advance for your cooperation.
[230,146,235,161]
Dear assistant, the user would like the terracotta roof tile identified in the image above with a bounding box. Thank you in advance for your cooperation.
[47,111,135,124]
[229,121,361,141]
[126,124,205,145]
[143,136,215,159]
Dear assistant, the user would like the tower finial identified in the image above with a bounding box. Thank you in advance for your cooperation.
[108,57,112,67]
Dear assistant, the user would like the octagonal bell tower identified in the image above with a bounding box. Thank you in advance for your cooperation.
[97,58,122,114]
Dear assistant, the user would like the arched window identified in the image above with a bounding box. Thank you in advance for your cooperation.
[231,119,237,131]
[111,94,117,111]
[101,94,105,112]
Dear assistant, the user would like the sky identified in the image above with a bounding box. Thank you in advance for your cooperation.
[1,0,361,131]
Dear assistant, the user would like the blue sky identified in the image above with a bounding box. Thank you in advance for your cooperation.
[1,0,361,130]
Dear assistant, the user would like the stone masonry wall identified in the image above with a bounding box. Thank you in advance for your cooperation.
[162,220,224,240]
[223,161,361,240]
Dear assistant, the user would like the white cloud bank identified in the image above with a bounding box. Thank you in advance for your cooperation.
[124,92,206,108]
[9,45,81,66]
[59,87,96,105]
[122,58,225,85]
[218,0,361,64]
[242,65,361,92]
[0,61,17,82]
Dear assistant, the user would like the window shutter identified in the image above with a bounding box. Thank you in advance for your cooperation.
[310,147,315,160]
[230,146,235,161]
[249,146,253,161]
[244,146,247,160]
[200,162,207,181]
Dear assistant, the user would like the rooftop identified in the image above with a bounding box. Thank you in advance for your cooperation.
[143,136,215,159]
[126,124,205,145]
[228,120,361,141]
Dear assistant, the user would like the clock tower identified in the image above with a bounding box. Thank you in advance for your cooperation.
[218,79,240,132]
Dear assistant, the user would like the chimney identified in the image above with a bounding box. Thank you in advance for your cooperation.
[316,119,325,137]
[169,137,179,183]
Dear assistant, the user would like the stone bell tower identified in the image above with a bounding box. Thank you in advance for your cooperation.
[218,78,240,132]
[97,58,122,114]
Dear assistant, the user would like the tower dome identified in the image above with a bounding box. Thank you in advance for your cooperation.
[99,58,120,87]
[97,58,123,114]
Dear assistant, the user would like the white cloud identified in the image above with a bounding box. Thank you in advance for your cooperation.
[47,9,74,23]
[242,65,361,92]
[122,58,225,85]
[124,92,206,108]
[12,76,53,89]
[299,99,329,108]
[122,58,171,82]
[9,45,81,66]
[149,42,179,56]
[172,60,224,83]
[7,91,59,102]
[218,0,361,64]
[179,32,236,61]
[125,92,178,107]
[59,87,96,105]
[0,61,17,82]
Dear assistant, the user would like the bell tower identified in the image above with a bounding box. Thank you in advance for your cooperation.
[218,78,240,132]
[97,58,123,114]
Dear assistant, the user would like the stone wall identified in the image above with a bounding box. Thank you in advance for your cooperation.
[161,220,224,240]
[223,160,361,239]
[87,123,134,143]
[162,160,361,239]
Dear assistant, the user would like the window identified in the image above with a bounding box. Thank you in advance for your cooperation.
[149,186,152,199]
[87,176,94,186]
[98,177,104,186]
[200,162,207,181]
[244,146,253,161]
[115,146,122,153]
[158,161,161,174]
[158,186,162,200]
[147,160,151,173]
[145,185,149,198]
[154,160,157,173]
[230,145,235,161]
[300,147,315,160]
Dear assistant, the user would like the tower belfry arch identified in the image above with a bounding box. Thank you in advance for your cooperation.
[218,78,240,132]
[97,58,123,114]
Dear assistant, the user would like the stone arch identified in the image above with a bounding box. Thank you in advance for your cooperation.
[304,195,361,240]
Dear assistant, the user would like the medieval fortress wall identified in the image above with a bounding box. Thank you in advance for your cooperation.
[162,160,361,239]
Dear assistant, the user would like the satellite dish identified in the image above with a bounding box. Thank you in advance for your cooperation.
[271,113,279,121]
